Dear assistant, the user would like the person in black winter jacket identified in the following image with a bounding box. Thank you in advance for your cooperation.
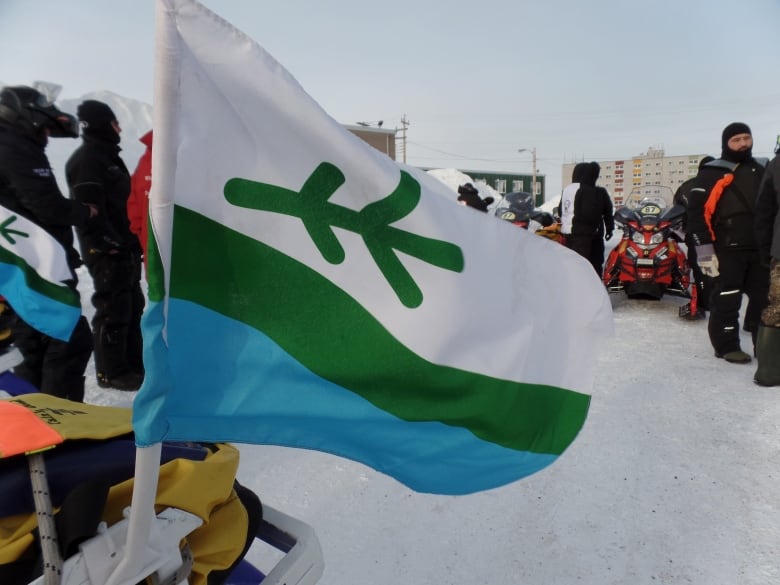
[0,85,96,401]
[673,155,715,320]
[685,122,768,364]
[589,162,615,276]
[66,100,145,391]
[560,162,614,276]
[753,145,780,385]
[457,183,493,212]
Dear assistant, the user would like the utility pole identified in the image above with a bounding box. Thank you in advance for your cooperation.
[530,147,537,205]
[518,147,538,205]
[398,114,410,164]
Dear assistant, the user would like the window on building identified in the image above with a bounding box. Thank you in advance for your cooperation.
[495,179,507,193]
[511,180,524,191]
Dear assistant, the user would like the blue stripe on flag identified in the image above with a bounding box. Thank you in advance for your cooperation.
[0,263,80,342]
[133,298,558,494]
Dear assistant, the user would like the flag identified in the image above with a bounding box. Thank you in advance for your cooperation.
[133,0,613,495]
[0,205,80,341]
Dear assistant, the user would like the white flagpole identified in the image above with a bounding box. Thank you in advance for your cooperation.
[103,443,163,585]
[105,0,182,583]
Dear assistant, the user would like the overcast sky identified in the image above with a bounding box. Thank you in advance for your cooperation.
[2,0,779,196]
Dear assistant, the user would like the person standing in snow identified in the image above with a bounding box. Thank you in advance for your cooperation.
[128,129,152,260]
[673,155,715,320]
[684,122,768,364]
[66,100,145,391]
[589,162,615,277]
[559,161,614,276]
[0,85,96,401]
[753,139,780,385]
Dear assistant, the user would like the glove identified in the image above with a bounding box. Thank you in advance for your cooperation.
[696,244,719,277]
[605,231,613,241]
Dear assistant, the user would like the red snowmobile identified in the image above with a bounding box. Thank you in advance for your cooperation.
[603,194,695,304]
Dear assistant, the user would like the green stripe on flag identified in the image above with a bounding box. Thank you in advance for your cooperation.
[146,215,165,303]
[170,205,589,455]
[0,247,80,308]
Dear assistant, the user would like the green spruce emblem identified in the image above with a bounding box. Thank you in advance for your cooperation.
[224,162,464,308]
[0,215,29,245]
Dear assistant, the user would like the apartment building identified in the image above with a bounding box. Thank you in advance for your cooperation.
[561,147,709,208]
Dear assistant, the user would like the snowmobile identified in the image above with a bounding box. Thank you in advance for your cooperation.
[0,369,324,585]
[602,193,694,302]
[494,191,547,228]
[494,192,565,244]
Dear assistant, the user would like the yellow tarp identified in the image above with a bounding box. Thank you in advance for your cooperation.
[0,394,132,457]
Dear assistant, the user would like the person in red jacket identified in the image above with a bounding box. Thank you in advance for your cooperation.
[128,129,152,259]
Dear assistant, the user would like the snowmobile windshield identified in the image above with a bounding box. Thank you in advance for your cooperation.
[624,187,674,211]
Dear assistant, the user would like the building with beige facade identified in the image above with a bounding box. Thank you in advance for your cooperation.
[562,147,709,208]
[344,124,397,160]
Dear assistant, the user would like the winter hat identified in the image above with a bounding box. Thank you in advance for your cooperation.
[721,122,752,162]
[571,162,595,186]
[721,122,751,149]
[77,100,118,139]
[589,161,601,182]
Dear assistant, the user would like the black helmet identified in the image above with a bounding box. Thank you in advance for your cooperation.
[0,85,78,139]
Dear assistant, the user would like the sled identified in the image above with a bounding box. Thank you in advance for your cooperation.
[0,380,324,585]
[20,502,324,585]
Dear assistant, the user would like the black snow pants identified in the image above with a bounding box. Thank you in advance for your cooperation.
[707,247,769,355]
[12,314,92,402]
[686,236,713,312]
[567,234,603,277]
[85,251,145,379]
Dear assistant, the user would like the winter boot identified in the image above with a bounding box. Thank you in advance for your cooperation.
[94,323,143,389]
[715,350,752,364]
[754,324,780,387]
[97,370,144,391]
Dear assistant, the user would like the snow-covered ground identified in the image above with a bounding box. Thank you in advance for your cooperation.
[13,87,777,584]
[81,235,780,585]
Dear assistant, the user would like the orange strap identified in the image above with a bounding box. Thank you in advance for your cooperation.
[703,173,734,241]
[0,400,63,457]
[0,394,132,458]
